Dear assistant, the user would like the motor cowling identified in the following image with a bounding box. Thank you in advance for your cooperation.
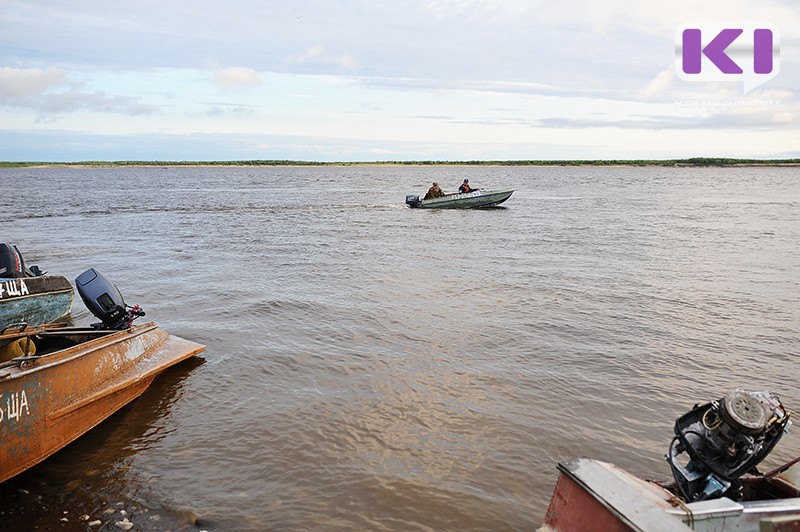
[405,195,421,208]
[75,268,145,329]
[0,243,43,278]
[0,243,24,278]
[667,390,792,502]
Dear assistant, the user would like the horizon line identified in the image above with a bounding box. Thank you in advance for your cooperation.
[3,157,800,168]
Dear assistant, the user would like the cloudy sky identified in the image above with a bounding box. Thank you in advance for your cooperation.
[1,0,798,161]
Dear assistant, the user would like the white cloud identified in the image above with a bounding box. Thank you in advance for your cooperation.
[286,46,360,72]
[295,45,325,63]
[0,67,157,117]
[0,67,67,99]
[640,66,677,101]
[36,91,157,116]
[212,67,262,93]
[423,0,529,17]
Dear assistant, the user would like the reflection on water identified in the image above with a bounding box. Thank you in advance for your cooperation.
[0,165,798,530]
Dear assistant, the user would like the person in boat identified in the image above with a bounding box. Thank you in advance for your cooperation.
[458,179,479,193]
[423,181,445,200]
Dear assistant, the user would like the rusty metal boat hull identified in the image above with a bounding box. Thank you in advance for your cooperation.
[0,322,204,483]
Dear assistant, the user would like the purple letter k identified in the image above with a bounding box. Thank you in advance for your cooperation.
[682,28,743,74]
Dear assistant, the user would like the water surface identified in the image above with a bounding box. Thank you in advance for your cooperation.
[1,165,798,530]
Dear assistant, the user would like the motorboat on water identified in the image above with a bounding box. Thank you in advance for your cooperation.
[405,188,514,209]
[540,390,800,531]
[0,243,74,334]
[0,268,204,483]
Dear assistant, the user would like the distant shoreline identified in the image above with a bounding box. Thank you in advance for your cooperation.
[1,158,799,168]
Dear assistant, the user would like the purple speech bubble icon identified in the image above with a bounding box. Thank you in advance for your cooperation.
[676,22,780,94]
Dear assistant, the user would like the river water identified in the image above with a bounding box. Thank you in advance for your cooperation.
[0,165,798,530]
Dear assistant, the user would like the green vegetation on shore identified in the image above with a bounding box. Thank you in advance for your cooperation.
[1,157,798,168]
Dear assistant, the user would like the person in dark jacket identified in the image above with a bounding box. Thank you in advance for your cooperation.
[424,182,445,199]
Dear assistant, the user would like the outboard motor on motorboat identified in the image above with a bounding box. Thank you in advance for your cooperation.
[75,268,145,329]
[667,390,792,502]
[0,243,44,278]
[405,195,421,208]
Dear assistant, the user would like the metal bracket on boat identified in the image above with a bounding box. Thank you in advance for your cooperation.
[0,356,34,371]
[0,350,44,370]
[0,322,29,335]
[17,353,48,366]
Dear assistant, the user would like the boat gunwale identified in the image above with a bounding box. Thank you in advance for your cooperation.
[0,287,74,303]
[0,322,162,378]
[0,275,74,299]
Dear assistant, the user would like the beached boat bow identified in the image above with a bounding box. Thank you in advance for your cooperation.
[0,269,204,483]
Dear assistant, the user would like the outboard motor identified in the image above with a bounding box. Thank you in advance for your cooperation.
[667,390,792,502]
[405,195,421,208]
[0,243,44,278]
[75,268,145,329]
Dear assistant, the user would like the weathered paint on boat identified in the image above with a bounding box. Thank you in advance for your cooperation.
[0,275,74,332]
[407,188,514,209]
[541,458,691,531]
[0,322,204,483]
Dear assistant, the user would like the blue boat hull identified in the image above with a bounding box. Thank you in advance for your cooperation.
[0,276,74,332]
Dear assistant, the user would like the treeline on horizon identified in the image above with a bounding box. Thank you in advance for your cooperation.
[1,157,799,168]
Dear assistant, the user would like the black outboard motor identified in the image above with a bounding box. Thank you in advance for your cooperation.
[0,243,24,278]
[0,243,44,278]
[405,195,421,208]
[667,390,792,502]
[75,268,145,329]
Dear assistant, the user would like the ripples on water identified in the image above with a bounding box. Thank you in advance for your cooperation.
[0,165,798,530]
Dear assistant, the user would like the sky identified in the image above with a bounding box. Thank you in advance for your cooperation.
[0,0,798,161]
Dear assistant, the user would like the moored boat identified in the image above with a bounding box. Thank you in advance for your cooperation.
[0,276,74,332]
[0,268,204,483]
[0,244,74,333]
[540,390,800,531]
[405,188,514,209]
